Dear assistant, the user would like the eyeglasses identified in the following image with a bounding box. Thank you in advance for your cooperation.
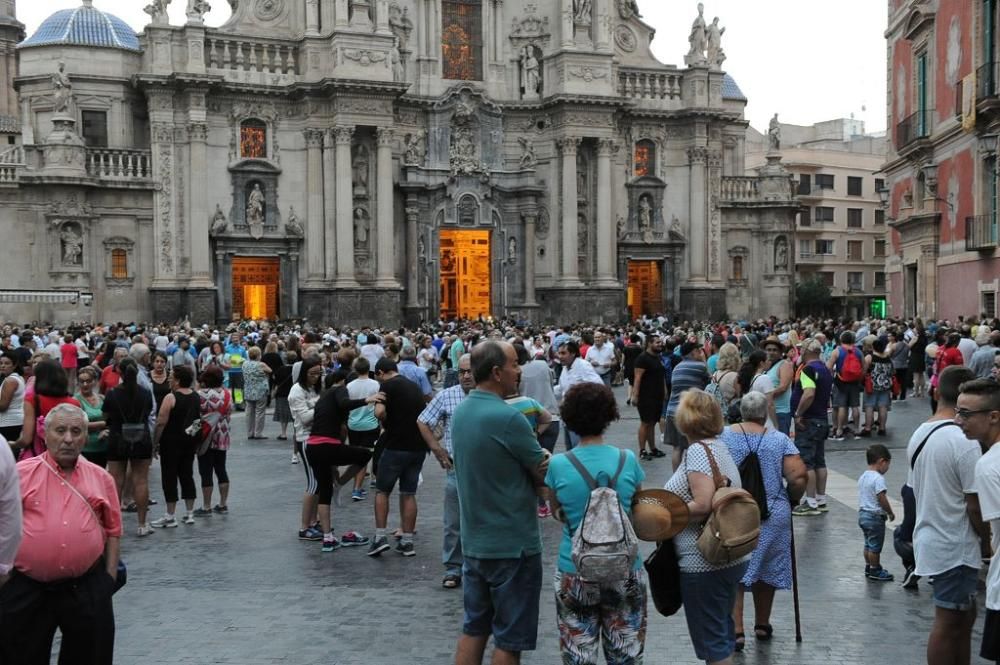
[955,408,996,420]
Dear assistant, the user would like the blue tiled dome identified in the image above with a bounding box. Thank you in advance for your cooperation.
[722,74,747,102]
[19,1,140,52]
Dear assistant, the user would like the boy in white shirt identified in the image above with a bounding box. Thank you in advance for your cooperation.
[858,444,896,582]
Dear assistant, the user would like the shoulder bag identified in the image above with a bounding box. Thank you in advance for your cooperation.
[644,540,683,617]
[691,441,761,565]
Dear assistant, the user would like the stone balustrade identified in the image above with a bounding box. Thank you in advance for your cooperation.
[86,148,152,181]
[618,68,682,102]
[205,34,299,77]
[0,145,25,165]
[0,146,24,186]
[720,177,759,201]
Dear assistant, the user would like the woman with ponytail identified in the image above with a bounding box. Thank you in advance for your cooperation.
[103,356,155,536]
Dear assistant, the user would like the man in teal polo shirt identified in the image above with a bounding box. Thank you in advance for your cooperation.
[452,340,549,665]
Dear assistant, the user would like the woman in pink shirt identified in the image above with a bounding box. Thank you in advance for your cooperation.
[60,335,79,393]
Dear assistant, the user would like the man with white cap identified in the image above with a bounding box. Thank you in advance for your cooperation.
[970,331,1000,380]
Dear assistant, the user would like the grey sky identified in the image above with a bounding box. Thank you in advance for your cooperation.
[16,0,888,134]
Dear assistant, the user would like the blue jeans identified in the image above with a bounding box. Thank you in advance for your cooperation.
[443,471,463,577]
[680,563,748,663]
[776,412,792,436]
[858,509,887,553]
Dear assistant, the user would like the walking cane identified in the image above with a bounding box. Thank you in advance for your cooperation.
[790,519,803,642]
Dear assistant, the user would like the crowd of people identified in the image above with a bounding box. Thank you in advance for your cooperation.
[0,312,998,664]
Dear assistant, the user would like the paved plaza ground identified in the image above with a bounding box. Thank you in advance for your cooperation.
[93,389,993,664]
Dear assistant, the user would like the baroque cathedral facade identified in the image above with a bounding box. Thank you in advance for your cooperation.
[0,0,798,325]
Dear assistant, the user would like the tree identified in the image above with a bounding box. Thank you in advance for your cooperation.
[795,277,833,317]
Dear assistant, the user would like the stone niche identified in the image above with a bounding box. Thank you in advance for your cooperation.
[229,160,282,231]
[622,176,667,244]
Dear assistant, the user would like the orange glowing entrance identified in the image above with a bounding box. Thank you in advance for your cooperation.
[231,257,280,320]
[627,260,663,319]
[440,229,491,320]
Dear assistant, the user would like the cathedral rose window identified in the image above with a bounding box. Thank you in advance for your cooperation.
[442,0,482,81]
[240,120,268,159]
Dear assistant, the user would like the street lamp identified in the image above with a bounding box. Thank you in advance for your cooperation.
[877,186,890,208]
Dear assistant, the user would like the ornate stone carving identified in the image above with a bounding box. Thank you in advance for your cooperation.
[343,49,387,66]
[573,0,592,24]
[510,12,551,40]
[577,212,589,254]
[51,61,73,117]
[519,46,541,99]
[556,136,581,155]
[286,206,304,236]
[143,0,171,24]
[614,26,637,52]
[449,122,481,176]
[188,123,208,142]
[333,126,354,145]
[637,194,653,242]
[210,204,228,235]
[59,222,84,266]
[403,130,426,166]
[388,2,413,50]
[353,206,370,247]
[616,0,640,19]
[567,66,607,82]
[508,236,517,264]
[254,0,284,21]
[352,143,370,195]
[706,16,725,68]
[687,146,708,164]
[46,195,93,218]
[303,128,324,148]
[186,0,212,22]
[617,214,626,239]
[536,207,550,237]
[768,113,781,151]
[390,39,405,81]
[685,2,708,66]
[774,236,788,271]
[158,147,174,274]
[517,137,537,169]
[376,127,394,146]
[246,183,265,239]
[337,97,389,115]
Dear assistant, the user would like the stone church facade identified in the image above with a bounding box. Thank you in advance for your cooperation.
[0,0,798,325]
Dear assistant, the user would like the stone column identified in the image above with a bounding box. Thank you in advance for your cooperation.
[188,122,212,286]
[215,251,226,314]
[561,0,575,49]
[594,138,616,285]
[306,0,320,34]
[405,203,420,307]
[303,129,325,281]
[493,0,504,63]
[522,211,538,306]
[288,253,300,316]
[687,146,708,282]
[594,0,611,52]
[335,0,349,27]
[375,127,398,287]
[323,129,337,280]
[558,136,583,286]
[333,126,358,287]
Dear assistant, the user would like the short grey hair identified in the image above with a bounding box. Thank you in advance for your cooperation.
[739,391,769,423]
[400,344,417,360]
[129,343,151,364]
[44,403,88,430]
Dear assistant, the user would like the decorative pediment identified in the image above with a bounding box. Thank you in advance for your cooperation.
[509,8,552,50]
[433,85,502,117]
[903,3,935,41]
[228,158,282,174]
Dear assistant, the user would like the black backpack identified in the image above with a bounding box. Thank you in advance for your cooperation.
[736,426,769,522]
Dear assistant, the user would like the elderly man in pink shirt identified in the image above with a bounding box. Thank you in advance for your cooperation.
[0,403,122,665]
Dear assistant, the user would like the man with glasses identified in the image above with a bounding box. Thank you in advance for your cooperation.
[961,380,1000,664]
[909,365,986,665]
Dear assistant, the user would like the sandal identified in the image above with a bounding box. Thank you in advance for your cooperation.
[754,624,773,641]
[442,575,461,589]
[277,435,288,440]
[734,632,745,652]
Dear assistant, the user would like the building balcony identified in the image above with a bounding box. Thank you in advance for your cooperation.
[0,145,24,187]
[895,109,930,152]
[617,68,683,111]
[204,31,300,85]
[86,148,152,182]
[966,214,999,251]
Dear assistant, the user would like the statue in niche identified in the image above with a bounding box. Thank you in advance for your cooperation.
[143,0,170,22]
[417,235,426,262]
[390,38,404,81]
[706,17,725,68]
[686,3,708,65]
[404,130,426,166]
[517,137,537,169]
[354,207,370,246]
[520,46,540,98]
[186,0,211,22]
[450,123,479,176]
[577,153,587,197]
[52,62,73,116]
[60,223,83,266]
[577,213,588,253]
[573,0,592,23]
[286,206,304,237]
[210,204,228,235]
[352,144,369,196]
[617,214,626,239]
[768,113,781,152]
[637,195,652,232]
[246,183,265,239]
[508,237,517,263]
[774,237,788,271]
[670,214,683,237]
[389,4,413,50]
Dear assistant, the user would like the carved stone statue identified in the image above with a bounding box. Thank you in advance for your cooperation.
[577,213,588,252]
[403,130,426,166]
[517,136,537,169]
[617,214,626,239]
[670,214,683,237]
[388,4,413,51]
[508,237,517,263]
[210,204,228,235]
[143,0,170,23]
[390,38,404,81]
[354,207,370,246]
[246,183,265,238]
[52,62,73,117]
[186,0,211,22]
[352,144,369,195]
[60,224,83,266]
[768,113,781,152]
[577,153,587,196]
[685,3,708,65]
[706,17,725,68]
[417,235,426,262]
[286,206,304,237]
[520,46,540,98]
[449,122,479,176]
[637,195,652,231]
[573,0,592,23]
[774,236,788,270]
[616,0,641,19]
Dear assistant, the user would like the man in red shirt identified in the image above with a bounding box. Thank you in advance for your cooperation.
[0,403,122,665]
[99,346,128,395]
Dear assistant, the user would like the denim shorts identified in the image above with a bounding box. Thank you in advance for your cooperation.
[463,553,543,653]
[931,565,979,612]
[375,448,425,495]
[865,390,891,409]
[858,510,887,553]
[795,418,828,470]
[679,563,748,663]
[832,381,861,408]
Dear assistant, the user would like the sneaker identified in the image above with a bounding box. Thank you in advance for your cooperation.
[193,507,213,517]
[213,505,228,514]
[395,541,416,557]
[792,504,821,517]
[298,527,323,541]
[902,567,920,590]
[829,430,845,441]
[368,535,391,557]
[867,568,894,582]
[649,448,667,458]
[321,538,341,553]
[351,489,365,502]
[340,531,370,547]
[537,504,551,518]
[291,454,300,464]
[853,431,862,440]
[182,513,195,525]
[639,451,651,461]
[137,524,154,537]
[859,429,872,438]
[816,502,829,513]
[150,516,178,528]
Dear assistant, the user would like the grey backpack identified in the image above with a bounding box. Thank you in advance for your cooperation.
[566,449,639,583]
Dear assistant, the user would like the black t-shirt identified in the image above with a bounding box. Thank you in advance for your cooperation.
[634,351,665,403]
[378,375,427,452]
[273,364,294,398]
[311,386,367,440]
[623,344,642,380]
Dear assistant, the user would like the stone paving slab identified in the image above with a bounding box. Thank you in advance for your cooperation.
[50,389,993,664]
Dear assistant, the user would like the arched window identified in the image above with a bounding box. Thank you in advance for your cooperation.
[634,139,656,177]
[732,255,744,281]
[442,0,483,80]
[240,119,267,159]
[111,248,128,279]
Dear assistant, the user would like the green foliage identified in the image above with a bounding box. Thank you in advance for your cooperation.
[795,277,833,317]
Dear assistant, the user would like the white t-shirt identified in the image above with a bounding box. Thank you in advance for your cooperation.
[857,469,888,514]
[153,335,170,352]
[908,420,983,577]
[360,344,384,369]
[585,343,616,376]
[977,442,1000,610]
[958,337,978,365]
